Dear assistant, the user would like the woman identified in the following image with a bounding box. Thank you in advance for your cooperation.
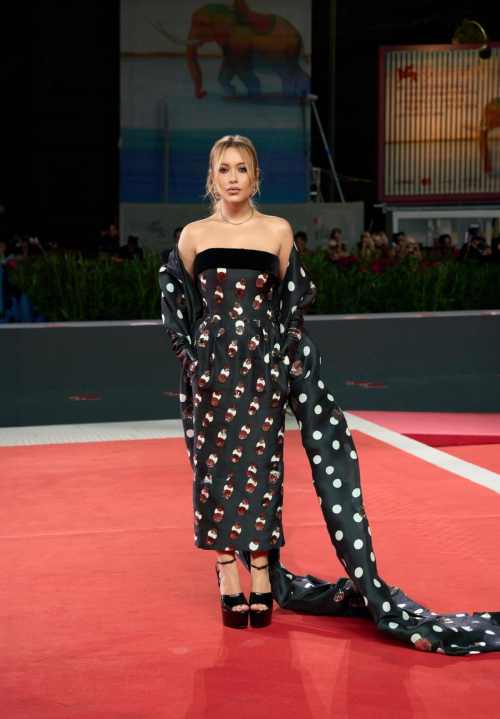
[159,135,500,653]
[324,228,347,262]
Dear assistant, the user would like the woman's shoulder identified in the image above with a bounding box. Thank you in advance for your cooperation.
[255,212,292,235]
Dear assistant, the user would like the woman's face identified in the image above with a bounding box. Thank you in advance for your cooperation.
[212,147,256,204]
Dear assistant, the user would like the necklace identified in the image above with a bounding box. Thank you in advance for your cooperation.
[220,207,254,226]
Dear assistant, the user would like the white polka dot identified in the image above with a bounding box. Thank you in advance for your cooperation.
[414,608,423,614]
[330,417,339,425]
[305,370,310,378]
[318,380,324,389]
[389,622,399,629]
[325,466,334,475]
[353,513,362,522]
[432,625,443,633]
[332,440,340,450]
[346,428,351,436]
[180,393,186,402]
[161,314,165,323]
[335,530,343,541]
[436,648,446,654]
[469,651,481,655]
[300,267,306,277]
[481,613,491,619]
[382,602,391,612]
[283,356,290,365]
[314,405,322,414]
[327,393,333,400]
[354,539,363,549]
[332,504,342,514]
[177,310,183,318]
[298,421,302,430]
[186,429,194,438]
[303,346,310,356]
[166,282,174,292]
[313,431,322,440]
[264,353,270,363]
[411,633,421,643]
[333,478,342,488]
[402,611,409,620]
[280,301,283,309]
[313,455,322,464]
[354,567,363,578]
[485,630,495,635]
[370,552,375,562]
[352,488,361,498]
[364,596,369,606]
[373,579,381,587]
[291,305,297,313]
[350,450,357,459]
[288,281,295,291]
[299,393,307,403]
[318,496,322,505]
[368,526,371,535]
[280,324,285,333]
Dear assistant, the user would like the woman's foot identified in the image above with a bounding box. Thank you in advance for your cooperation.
[216,553,249,612]
[250,552,271,611]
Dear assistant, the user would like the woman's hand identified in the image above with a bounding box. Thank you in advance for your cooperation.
[277,308,304,362]
[168,330,199,374]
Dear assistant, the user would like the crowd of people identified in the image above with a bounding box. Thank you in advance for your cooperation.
[293,227,500,265]
[1,199,499,271]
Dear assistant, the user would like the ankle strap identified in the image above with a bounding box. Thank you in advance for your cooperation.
[217,557,236,565]
[250,563,269,570]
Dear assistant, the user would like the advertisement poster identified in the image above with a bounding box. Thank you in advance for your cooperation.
[120,0,311,204]
[378,45,500,203]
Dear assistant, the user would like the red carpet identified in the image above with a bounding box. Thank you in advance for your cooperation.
[438,443,500,475]
[2,430,500,718]
[350,410,500,446]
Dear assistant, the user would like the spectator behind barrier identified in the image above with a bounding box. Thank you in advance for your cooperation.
[112,235,144,263]
[325,227,347,262]
[162,226,183,263]
[293,231,315,256]
[460,235,492,262]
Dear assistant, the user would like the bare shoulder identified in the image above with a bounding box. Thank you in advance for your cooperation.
[178,216,214,259]
[258,212,292,235]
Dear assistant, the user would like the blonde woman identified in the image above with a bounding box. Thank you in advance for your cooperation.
[158,135,500,654]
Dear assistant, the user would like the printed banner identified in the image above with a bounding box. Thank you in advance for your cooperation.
[120,0,311,204]
[378,45,500,202]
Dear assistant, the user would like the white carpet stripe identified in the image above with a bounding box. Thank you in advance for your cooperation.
[345,412,500,494]
[2,414,499,496]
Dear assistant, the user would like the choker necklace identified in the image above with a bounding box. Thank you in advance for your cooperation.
[220,207,254,225]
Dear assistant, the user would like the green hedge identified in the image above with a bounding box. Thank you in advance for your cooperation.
[5,250,499,322]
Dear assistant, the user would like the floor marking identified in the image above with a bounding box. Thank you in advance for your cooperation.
[2,414,499,496]
[345,412,500,495]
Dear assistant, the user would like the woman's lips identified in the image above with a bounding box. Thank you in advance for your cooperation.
[227,188,240,194]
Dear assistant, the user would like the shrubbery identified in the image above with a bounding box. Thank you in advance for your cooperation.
[4,249,499,322]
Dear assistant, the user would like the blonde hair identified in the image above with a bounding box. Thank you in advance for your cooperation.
[205,135,261,214]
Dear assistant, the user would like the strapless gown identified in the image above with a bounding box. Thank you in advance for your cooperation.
[191,247,288,551]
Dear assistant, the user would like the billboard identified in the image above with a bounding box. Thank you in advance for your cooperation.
[120,0,311,204]
[378,44,500,204]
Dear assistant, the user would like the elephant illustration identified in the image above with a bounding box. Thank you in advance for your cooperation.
[480,98,500,173]
[152,0,310,100]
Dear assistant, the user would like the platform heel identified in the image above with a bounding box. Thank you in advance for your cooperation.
[249,562,273,628]
[215,557,249,629]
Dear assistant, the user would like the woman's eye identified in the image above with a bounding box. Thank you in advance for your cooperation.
[238,167,247,172]
[218,168,228,173]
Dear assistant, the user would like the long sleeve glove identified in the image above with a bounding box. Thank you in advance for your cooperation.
[167,330,199,375]
[277,308,304,362]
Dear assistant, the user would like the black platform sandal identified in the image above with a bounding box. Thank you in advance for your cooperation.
[249,563,273,628]
[215,557,249,629]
